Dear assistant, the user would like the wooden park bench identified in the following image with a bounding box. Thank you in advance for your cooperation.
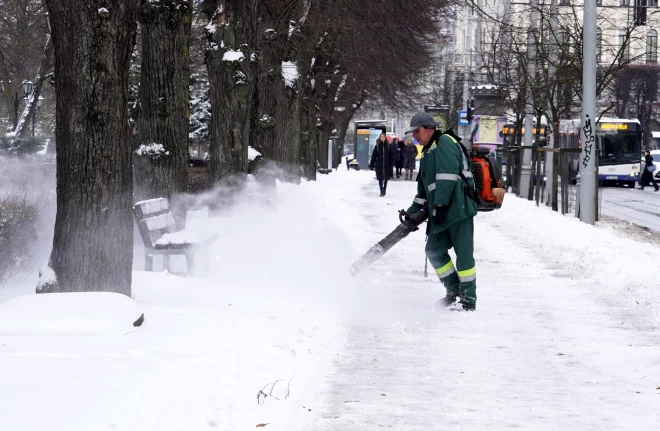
[133,198,217,275]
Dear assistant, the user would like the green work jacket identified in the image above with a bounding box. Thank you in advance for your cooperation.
[406,130,477,234]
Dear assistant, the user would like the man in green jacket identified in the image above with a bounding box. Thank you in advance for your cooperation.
[403,112,478,311]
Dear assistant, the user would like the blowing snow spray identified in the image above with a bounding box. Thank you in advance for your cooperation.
[349,210,426,276]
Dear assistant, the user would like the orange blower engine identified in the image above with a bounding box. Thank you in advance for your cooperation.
[471,146,505,211]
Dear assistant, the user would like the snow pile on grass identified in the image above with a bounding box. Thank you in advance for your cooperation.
[0,174,365,430]
[0,292,143,336]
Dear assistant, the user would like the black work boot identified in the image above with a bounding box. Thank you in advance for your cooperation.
[461,302,476,311]
[448,299,476,312]
[434,294,459,309]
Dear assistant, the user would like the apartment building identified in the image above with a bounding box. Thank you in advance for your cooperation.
[442,1,660,114]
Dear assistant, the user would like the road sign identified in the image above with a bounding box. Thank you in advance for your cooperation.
[458,110,470,125]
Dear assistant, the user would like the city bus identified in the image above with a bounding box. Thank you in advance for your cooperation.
[557,117,642,188]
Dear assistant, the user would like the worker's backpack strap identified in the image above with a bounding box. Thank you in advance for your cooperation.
[446,135,479,205]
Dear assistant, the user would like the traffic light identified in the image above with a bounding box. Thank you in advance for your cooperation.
[466,99,474,123]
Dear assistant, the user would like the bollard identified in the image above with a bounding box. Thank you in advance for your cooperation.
[574,174,581,218]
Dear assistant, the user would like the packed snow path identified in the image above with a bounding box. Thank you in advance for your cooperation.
[293,169,660,431]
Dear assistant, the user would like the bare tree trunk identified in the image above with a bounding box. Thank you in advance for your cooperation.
[134,0,192,205]
[300,100,317,180]
[0,50,15,121]
[203,0,256,187]
[335,86,367,156]
[280,85,302,182]
[14,33,54,138]
[39,1,139,295]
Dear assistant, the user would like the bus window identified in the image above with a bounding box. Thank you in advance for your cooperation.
[598,132,640,165]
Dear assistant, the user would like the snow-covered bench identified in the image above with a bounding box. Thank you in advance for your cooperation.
[133,198,216,275]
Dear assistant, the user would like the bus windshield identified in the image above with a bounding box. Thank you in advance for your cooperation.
[597,131,641,166]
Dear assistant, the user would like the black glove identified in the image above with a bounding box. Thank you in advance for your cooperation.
[401,209,428,230]
[432,205,449,225]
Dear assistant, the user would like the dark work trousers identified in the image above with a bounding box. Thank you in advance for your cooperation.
[425,217,477,304]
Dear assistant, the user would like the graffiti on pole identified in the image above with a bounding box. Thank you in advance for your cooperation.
[581,114,595,168]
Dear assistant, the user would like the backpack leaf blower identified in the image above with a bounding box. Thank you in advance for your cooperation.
[457,143,505,212]
[471,146,505,211]
[349,210,426,276]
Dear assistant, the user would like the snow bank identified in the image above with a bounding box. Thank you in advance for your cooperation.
[0,292,143,336]
[490,196,660,325]
[0,173,365,430]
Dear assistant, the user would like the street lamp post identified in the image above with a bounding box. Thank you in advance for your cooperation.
[13,79,34,129]
[32,96,44,137]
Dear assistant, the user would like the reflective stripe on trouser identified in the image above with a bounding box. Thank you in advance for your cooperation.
[430,259,459,295]
[425,217,476,304]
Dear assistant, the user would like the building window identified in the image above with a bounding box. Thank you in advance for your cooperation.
[650,0,658,6]
[647,29,658,63]
[596,0,602,5]
[559,0,570,4]
[620,0,630,5]
[619,29,630,61]
[597,28,602,63]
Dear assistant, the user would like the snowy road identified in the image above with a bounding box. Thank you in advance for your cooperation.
[293,171,660,430]
[600,186,660,232]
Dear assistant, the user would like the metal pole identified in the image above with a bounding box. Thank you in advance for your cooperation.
[462,3,472,144]
[546,0,558,208]
[580,0,597,224]
[475,0,483,83]
[32,110,35,137]
[13,92,18,129]
[519,1,537,200]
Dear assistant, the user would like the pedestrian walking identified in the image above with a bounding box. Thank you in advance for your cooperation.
[401,112,478,311]
[369,133,394,197]
[640,149,659,191]
[395,140,405,178]
[402,138,417,180]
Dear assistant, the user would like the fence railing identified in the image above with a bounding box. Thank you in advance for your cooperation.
[505,145,600,220]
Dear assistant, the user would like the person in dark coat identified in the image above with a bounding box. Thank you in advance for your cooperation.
[640,149,659,191]
[370,133,394,196]
[395,140,405,178]
[402,138,418,180]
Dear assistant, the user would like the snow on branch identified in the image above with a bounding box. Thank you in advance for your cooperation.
[223,50,245,62]
[135,143,170,158]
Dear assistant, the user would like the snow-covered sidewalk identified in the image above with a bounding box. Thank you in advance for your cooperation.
[292,168,660,430]
[1,166,660,430]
